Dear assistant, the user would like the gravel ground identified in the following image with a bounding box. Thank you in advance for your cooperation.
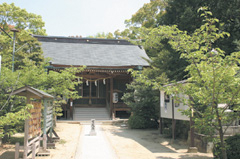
[0,122,81,159]
[102,125,214,159]
[0,122,213,159]
[36,122,81,159]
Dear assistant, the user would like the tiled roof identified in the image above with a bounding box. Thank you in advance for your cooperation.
[34,35,150,67]
[11,86,54,99]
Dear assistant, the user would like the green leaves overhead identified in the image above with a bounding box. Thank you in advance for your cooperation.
[0,3,46,35]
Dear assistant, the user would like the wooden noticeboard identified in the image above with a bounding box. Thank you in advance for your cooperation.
[11,86,54,159]
[29,101,42,138]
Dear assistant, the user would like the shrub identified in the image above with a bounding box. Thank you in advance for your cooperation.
[128,115,158,129]
[213,134,240,159]
[122,80,159,129]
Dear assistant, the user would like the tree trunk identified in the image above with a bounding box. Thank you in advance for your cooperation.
[2,125,9,143]
[216,108,227,159]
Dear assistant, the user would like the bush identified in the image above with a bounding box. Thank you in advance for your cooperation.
[128,115,158,129]
[122,79,159,129]
[213,134,240,159]
[225,134,240,159]
[162,119,189,139]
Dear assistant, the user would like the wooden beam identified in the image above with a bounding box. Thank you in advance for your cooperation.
[106,79,109,109]
[23,94,30,159]
[159,91,163,134]
[110,78,113,119]
[172,98,176,142]
[80,74,112,79]
[190,110,195,147]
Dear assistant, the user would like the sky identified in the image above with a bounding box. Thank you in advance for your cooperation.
[2,0,150,37]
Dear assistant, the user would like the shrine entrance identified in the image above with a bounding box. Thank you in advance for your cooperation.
[60,68,132,120]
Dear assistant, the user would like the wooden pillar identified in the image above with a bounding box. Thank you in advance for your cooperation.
[89,81,92,105]
[15,142,20,159]
[23,94,30,159]
[159,90,163,134]
[188,108,198,153]
[110,77,113,119]
[106,79,109,107]
[43,99,47,151]
[70,98,73,120]
[190,113,195,147]
[32,142,36,159]
[50,102,54,139]
[172,98,176,142]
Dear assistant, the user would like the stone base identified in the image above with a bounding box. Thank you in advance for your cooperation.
[89,130,96,136]
[187,147,198,153]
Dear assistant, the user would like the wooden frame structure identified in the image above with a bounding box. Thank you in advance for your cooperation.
[52,66,133,120]
[35,35,150,120]
[11,86,54,159]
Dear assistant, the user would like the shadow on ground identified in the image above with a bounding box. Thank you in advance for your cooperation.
[103,125,213,159]
[0,151,15,159]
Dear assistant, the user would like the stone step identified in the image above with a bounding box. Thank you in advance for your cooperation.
[73,107,110,121]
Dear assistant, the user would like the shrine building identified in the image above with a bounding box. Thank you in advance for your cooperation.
[34,35,150,120]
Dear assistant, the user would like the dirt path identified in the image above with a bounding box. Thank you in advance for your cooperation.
[102,125,214,159]
[0,122,81,159]
[75,125,117,159]
[36,123,81,159]
[0,123,214,159]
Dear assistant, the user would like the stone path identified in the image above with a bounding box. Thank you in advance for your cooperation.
[75,125,118,159]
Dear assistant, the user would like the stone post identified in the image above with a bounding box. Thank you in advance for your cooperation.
[89,119,96,136]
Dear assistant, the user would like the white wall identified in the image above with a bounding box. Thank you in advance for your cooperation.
[160,91,189,121]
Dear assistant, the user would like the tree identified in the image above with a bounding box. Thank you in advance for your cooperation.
[0,3,84,142]
[87,32,115,39]
[0,58,84,142]
[125,0,167,28]
[122,72,160,129]
[0,3,46,70]
[162,0,240,54]
[121,0,240,82]
[143,8,240,159]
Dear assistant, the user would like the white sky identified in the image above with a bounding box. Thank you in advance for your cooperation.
[3,0,150,37]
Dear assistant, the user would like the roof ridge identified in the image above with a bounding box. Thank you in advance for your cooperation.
[33,35,133,45]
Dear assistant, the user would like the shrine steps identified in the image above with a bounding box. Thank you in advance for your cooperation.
[73,107,110,121]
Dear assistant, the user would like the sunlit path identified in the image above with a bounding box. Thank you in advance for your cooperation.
[75,125,118,159]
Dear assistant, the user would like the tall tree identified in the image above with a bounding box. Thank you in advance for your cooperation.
[162,0,240,54]
[125,0,167,28]
[0,3,84,142]
[145,8,240,159]
[0,3,46,70]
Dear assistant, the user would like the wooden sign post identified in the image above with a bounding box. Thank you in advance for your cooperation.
[11,86,54,159]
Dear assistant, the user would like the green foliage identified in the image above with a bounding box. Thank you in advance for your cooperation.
[121,0,240,83]
[225,134,240,159]
[0,62,84,141]
[122,76,159,129]
[161,0,240,54]
[9,136,24,145]
[213,134,240,159]
[0,3,85,142]
[162,119,190,139]
[0,3,46,34]
[0,3,46,70]
[156,9,240,159]
[125,0,167,28]
[88,32,114,39]
[128,7,239,158]
[0,104,33,138]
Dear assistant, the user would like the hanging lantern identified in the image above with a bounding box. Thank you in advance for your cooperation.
[86,80,89,86]
[95,80,97,86]
[103,79,106,85]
